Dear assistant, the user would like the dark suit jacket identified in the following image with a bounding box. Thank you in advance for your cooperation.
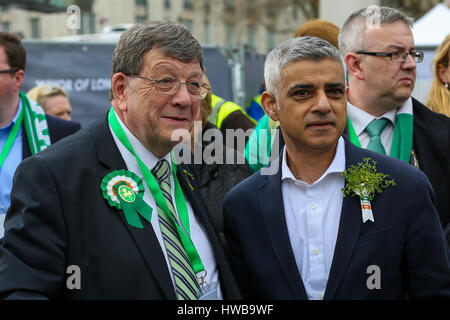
[341,98,450,231]
[21,114,81,159]
[411,98,450,229]
[0,117,241,300]
[224,137,450,299]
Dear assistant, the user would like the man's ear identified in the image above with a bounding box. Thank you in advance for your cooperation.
[13,69,24,91]
[111,72,129,111]
[261,91,279,122]
[345,52,364,81]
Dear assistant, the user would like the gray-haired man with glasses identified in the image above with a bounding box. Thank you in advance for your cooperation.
[0,21,240,300]
[339,6,450,243]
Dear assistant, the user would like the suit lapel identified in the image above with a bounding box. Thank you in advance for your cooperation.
[259,154,308,299]
[95,117,176,299]
[324,138,363,299]
[21,124,31,159]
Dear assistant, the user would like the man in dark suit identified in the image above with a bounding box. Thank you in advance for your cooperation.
[339,6,450,238]
[0,32,80,237]
[223,36,450,300]
[0,21,240,300]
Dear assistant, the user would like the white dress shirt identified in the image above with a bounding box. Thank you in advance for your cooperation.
[110,110,222,298]
[281,137,346,300]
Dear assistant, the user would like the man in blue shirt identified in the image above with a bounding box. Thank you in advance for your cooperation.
[0,32,80,237]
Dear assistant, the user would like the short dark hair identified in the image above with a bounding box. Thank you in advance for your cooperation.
[0,32,26,71]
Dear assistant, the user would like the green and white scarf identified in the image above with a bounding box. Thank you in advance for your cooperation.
[347,100,414,163]
[19,91,51,155]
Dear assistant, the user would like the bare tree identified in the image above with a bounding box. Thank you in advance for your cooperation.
[380,0,441,20]
[216,0,318,36]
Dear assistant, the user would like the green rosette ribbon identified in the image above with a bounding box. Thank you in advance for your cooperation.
[101,170,153,229]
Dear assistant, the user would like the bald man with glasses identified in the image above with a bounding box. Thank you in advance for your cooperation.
[339,6,450,244]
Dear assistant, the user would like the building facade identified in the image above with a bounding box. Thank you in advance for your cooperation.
[0,0,308,55]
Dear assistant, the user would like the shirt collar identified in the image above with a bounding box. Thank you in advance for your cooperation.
[397,97,413,115]
[347,97,413,136]
[0,99,22,131]
[347,101,397,136]
[113,109,172,172]
[281,136,346,186]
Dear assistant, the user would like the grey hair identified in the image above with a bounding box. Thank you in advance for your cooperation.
[110,20,203,99]
[264,36,344,98]
[338,6,414,57]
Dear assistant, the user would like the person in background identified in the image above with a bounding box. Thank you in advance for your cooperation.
[208,93,256,153]
[245,19,340,172]
[27,85,73,121]
[245,80,266,122]
[209,92,256,153]
[426,33,450,117]
[294,18,340,46]
[209,93,256,134]
[339,6,450,241]
[190,74,253,251]
[0,32,80,238]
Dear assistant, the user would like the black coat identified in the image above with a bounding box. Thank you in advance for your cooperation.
[0,116,241,299]
[410,98,450,229]
[21,114,81,159]
[193,122,253,250]
[224,137,450,299]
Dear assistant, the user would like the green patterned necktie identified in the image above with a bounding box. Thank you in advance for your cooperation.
[365,118,388,155]
[152,159,200,300]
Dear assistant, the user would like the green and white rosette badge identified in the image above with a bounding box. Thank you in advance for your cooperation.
[101,170,153,229]
[342,158,396,224]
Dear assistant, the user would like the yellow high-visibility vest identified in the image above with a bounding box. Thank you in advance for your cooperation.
[209,94,256,129]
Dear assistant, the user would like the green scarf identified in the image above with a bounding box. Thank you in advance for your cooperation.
[347,108,414,163]
[20,91,51,155]
[244,114,276,172]
[244,103,414,170]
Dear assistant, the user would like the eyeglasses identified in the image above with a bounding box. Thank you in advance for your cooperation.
[128,75,211,100]
[356,50,424,63]
[0,67,20,74]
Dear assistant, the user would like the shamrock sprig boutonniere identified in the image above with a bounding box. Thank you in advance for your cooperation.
[342,158,396,223]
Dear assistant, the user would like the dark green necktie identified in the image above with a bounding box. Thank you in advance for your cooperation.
[365,118,388,155]
[152,159,200,300]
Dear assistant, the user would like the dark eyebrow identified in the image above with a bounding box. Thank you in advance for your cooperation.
[325,82,345,89]
[287,82,345,94]
[287,83,314,94]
